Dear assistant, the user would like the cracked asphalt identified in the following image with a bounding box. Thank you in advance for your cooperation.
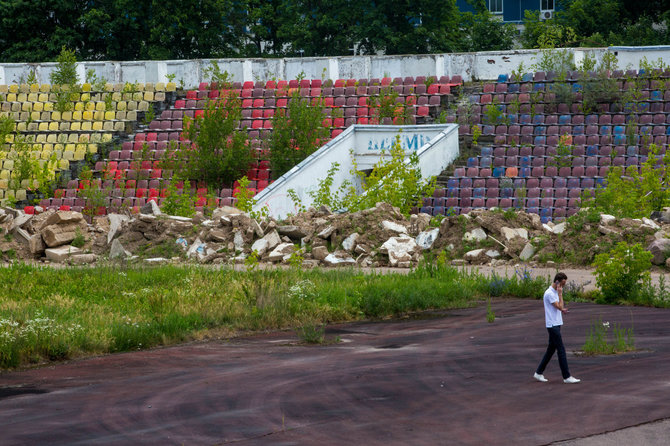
[1,299,669,445]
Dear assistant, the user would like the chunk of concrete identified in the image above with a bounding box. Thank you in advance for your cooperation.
[381,236,418,267]
[342,233,359,252]
[45,245,81,263]
[463,227,487,242]
[416,228,439,250]
[381,220,407,234]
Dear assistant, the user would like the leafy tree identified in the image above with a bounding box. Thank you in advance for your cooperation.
[0,0,87,62]
[269,91,329,180]
[177,92,254,187]
[459,6,517,52]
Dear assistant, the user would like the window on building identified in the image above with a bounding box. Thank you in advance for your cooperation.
[489,0,503,14]
[541,0,554,10]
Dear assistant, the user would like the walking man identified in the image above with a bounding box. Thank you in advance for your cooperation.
[534,272,581,384]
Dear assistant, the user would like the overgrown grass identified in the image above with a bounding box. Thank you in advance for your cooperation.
[581,317,635,355]
[0,261,550,369]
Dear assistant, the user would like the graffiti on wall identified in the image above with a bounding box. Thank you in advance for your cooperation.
[366,133,431,152]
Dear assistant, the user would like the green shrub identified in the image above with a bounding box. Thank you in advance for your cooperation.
[592,242,653,304]
[161,177,196,217]
[50,47,80,113]
[269,90,329,180]
[180,93,253,187]
[294,133,436,216]
[583,144,670,218]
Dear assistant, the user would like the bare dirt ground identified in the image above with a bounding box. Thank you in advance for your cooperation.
[1,299,669,445]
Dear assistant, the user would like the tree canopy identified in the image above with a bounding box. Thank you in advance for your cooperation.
[1,0,668,62]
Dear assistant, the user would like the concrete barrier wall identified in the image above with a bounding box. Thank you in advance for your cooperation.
[253,124,458,219]
[1,46,669,87]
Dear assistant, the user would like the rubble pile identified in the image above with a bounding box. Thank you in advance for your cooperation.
[1,202,670,269]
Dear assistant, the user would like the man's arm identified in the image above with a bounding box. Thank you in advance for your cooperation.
[552,284,569,313]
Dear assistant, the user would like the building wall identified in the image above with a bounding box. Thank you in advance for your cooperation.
[1,47,668,86]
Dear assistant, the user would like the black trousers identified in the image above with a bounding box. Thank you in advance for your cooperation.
[536,325,571,379]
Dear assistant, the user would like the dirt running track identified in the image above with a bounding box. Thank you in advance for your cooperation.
[1,299,670,445]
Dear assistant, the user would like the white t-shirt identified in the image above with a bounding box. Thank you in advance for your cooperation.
[543,285,563,328]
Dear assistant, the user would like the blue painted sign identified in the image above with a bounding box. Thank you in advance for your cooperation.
[366,133,430,152]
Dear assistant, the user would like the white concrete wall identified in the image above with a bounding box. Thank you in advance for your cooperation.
[1,46,668,86]
[252,124,458,220]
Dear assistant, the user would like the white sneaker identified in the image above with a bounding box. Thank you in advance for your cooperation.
[534,372,548,382]
[564,376,581,384]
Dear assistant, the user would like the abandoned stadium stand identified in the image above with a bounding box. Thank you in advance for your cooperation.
[421,68,670,223]
[6,67,669,223]
[39,76,459,214]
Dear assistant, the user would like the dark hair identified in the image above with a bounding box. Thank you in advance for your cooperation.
[554,272,567,283]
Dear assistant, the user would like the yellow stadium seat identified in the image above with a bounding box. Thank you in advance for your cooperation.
[83,110,93,121]
[38,93,48,102]
[51,111,61,121]
[27,92,38,102]
[16,122,27,132]
[57,122,68,131]
[82,83,91,92]
[81,122,92,131]
[33,102,43,112]
[89,143,98,153]
[15,189,27,201]
[70,122,81,131]
[113,83,123,92]
[19,83,30,93]
[92,121,103,131]
[116,110,126,120]
[30,83,39,93]
[17,93,27,102]
[111,92,121,101]
[131,92,142,101]
[74,102,84,111]
[9,85,18,93]
[85,101,95,112]
[43,102,53,112]
[40,84,50,92]
[1,103,9,112]
[62,111,72,121]
[102,121,113,131]
[8,97,18,106]
[138,101,149,111]
[155,82,166,91]
[3,160,13,169]
[0,180,7,191]
[62,150,74,161]
[143,91,154,101]
[126,111,137,121]
[116,101,126,111]
[102,133,112,142]
[74,151,85,161]
[72,110,82,121]
[31,111,40,122]
[0,85,7,94]
[59,159,69,170]
[144,83,154,92]
[112,121,124,132]
[155,92,166,102]
[104,110,115,121]
[104,83,113,92]
[27,122,38,132]
[21,102,32,112]
[41,111,50,121]
[127,101,137,111]
[166,82,176,92]
[41,148,52,159]
[93,110,104,121]
[95,101,105,111]
[47,134,57,143]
